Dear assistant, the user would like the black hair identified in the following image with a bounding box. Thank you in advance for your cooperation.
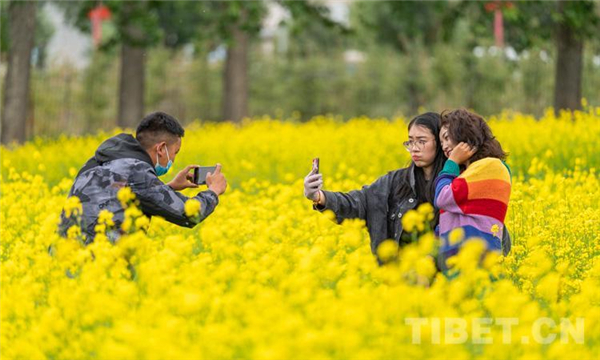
[135,112,185,149]
[397,112,447,225]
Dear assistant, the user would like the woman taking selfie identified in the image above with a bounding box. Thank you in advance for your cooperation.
[303,112,446,260]
[434,109,512,273]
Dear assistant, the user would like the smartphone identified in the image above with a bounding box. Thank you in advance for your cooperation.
[193,166,217,185]
[312,157,320,174]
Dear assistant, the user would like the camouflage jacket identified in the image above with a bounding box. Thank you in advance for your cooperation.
[58,133,219,243]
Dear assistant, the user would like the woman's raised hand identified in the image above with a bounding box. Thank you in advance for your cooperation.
[304,168,323,202]
[449,142,477,165]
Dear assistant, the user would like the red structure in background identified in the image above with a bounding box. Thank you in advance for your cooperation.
[485,1,514,48]
[88,4,112,47]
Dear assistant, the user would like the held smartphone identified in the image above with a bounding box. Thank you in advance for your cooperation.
[312,157,320,174]
[193,166,217,185]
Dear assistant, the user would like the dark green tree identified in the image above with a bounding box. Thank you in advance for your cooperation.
[197,0,344,122]
[61,0,165,128]
[352,0,461,113]
[454,0,599,112]
[551,0,599,111]
[1,0,37,145]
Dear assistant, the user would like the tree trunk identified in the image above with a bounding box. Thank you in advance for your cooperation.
[118,43,146,128]
[222,24,249,122]
[1,1,36,145]
[554,1,584,112]
[117,2,147,129]
[26,89,35,139]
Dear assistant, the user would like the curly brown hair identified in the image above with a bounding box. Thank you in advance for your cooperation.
[440,109,507,162]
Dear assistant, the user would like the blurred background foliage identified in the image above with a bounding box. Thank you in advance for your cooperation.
[1,0,599,140]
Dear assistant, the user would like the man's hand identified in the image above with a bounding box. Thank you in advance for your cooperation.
[206,163,227,196]
[304,168,324,204]
[167,165,199,191]
[449,142,477,165]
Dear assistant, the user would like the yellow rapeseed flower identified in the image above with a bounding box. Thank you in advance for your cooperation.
[401,209,421,233]
[184,199,201,217]
[1,111,599,359]
[117,187,136,206]
[448,227,465,245]
[63,196,82,217]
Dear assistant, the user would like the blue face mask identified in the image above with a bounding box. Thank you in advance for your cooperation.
[155,145,172,176]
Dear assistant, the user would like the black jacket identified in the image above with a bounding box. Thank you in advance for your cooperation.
[315,167,420,255]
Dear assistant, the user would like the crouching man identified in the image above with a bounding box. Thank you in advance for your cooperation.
[58,111,227,243]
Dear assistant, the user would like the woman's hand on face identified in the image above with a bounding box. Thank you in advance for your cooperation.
[449,142,477,165]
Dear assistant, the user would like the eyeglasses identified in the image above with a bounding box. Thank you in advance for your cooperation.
[403,139,432,152]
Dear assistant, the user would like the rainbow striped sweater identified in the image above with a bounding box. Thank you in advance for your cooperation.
[434,157,512,262]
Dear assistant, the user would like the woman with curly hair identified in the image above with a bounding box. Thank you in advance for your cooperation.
[434,109,512,273]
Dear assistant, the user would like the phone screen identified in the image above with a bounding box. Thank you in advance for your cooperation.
[312,158,320,174]
[194,166,217,185]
